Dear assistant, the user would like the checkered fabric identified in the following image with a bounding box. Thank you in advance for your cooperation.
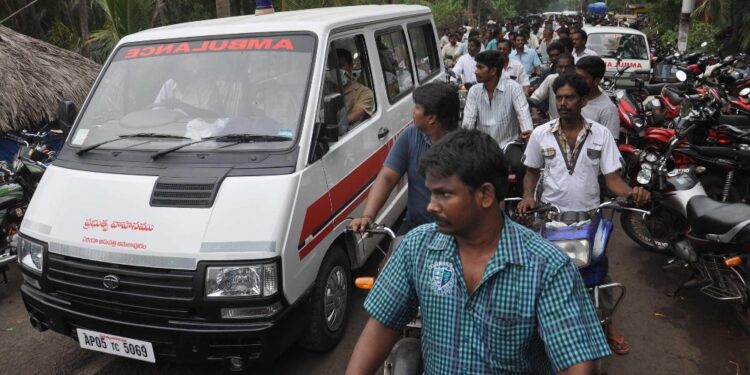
[364,218,611,374]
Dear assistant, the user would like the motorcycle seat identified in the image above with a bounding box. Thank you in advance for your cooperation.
[718,114,750,129]
[686,196,750,236]
[0,195,20,210]
[690,145,750,161]
[664,86,683,106]
[646,82,685,96]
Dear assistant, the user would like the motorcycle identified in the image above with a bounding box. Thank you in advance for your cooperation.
[0,128,59,283]
[350,224,421,375]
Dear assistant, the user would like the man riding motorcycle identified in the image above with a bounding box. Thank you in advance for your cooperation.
[517,74,650,356]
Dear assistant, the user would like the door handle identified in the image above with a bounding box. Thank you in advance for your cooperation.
[377,127,389,139]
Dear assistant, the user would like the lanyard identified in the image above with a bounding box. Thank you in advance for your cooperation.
[552,126,590,174]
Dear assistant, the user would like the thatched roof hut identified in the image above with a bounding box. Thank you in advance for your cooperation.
[0,25,100,132]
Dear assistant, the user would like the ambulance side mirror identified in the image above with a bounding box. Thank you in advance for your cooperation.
[56,100,77,137]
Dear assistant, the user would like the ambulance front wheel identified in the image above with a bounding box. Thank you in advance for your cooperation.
[299,246,351,351]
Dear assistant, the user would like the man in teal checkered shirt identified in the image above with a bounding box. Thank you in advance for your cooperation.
[346,130,610,374]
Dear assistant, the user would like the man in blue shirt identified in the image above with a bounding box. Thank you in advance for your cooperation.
[349,82,459,233]
[346,130,611,374]
[510,33,542,77]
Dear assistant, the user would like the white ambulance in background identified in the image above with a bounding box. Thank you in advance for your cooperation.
[584,26,651,88]
[18,5,443,369]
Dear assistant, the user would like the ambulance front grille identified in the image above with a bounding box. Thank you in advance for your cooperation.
[46,253,197,320]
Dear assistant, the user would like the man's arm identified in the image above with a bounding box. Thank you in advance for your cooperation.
[604,173,650,206]
[510,84,534,132]
[558,360,596,375]
[345,318,401,375]
[347,106,367,124]
[517,167,540,214]
[461,86,479,129]
[350,167,402,232]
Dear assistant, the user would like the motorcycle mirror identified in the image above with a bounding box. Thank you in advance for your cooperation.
[675,70,687,82]
[740,87,750,97]
[700,41,708,48]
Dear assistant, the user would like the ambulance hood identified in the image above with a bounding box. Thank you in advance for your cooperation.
[20,165,297,270]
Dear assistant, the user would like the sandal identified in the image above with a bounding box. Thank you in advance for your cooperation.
[606,335,631,355]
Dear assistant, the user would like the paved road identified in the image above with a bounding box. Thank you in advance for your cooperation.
[1,220,749,374]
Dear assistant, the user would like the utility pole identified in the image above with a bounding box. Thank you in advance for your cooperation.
[677,0,695,52]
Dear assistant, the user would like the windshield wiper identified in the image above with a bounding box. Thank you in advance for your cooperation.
[213,133,292,147]
[76,133,190,155]
[150,133,292,159]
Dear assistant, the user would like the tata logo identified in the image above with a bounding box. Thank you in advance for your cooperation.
[102,275,120,290]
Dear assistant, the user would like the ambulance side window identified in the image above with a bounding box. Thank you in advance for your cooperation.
[310,35,375,162]
[320,35,376,131]
[375,28,414,102]
[407,22,440,82]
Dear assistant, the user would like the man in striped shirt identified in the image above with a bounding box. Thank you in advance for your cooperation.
[462,50,534,187]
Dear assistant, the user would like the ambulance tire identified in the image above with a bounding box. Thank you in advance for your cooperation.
[299,246,351,352]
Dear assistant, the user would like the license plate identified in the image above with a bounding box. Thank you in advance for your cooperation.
[76,328,155,363]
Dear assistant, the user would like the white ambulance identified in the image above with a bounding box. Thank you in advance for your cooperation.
[18,5,443,369]
[584,26,651,88]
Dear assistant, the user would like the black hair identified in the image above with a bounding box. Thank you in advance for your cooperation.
[336,48,353,66]
[557,52,574,64]
[546,41,564,55]
[468,29,480,38]
[412,82,460,131]
[557,26,570,36]
[571,28,588,41]
[496,38,512,50]
[552,73,590,98]
[418,130,509,201]
[474,50,504,75]
[557,37,573,54]
[468,37,482,49]
[575,55,606,79]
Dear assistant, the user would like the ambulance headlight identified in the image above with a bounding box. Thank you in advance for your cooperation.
[554,240,590,268]
[18,236,45,275]
[206,263,278,298]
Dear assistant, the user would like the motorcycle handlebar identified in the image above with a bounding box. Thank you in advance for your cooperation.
[345,223,396,240]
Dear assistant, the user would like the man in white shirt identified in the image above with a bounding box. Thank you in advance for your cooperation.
[441,33,461,67]
[463,50,533,189]
[576,56,620,140]
[530,52,574,120]
[497,39,530,94]
[571,29,598,62]
[517,73,649,357]
[452,38,481,85]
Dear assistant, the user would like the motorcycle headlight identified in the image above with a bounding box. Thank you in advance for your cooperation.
[554,240,590,268]
[18,236,45,275]
[637,167,653,185]
[205,263,277,298]
[644,152,658,163]
[633,117,646,129]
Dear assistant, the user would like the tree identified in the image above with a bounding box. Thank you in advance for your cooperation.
[694,0,750,51]
[87,0,164,62]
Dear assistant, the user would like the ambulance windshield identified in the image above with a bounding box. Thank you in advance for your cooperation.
[73,35,315,152]
[587,33,648,60]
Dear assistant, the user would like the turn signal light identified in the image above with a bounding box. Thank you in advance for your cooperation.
[695,166,706,174]
[725,256,743,267]
[355,277,375,290]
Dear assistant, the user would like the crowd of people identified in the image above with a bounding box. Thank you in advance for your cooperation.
[345,13,652,374]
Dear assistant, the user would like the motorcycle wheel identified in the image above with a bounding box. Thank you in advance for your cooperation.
[620,210,673,254]
[730,270,750,334]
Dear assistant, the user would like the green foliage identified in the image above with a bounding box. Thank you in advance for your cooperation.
[87,0,162,62]
[659,19,720,55]
[47,19,84,53]
[424,0,464,30]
